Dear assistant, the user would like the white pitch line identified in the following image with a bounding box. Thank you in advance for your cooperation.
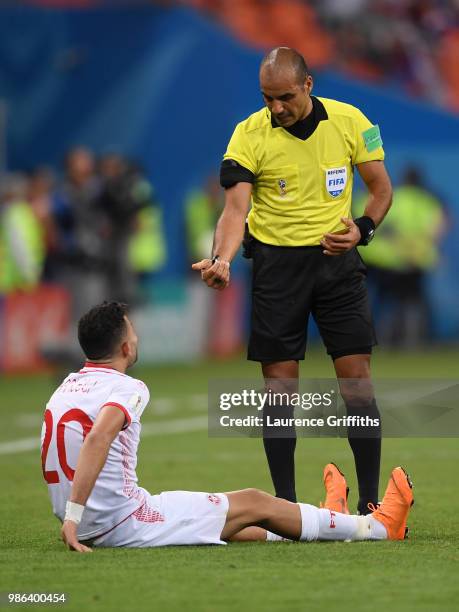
[141,416,208,436]
[150,398,176,415]
[15,414,43,428]
[0,415,209,456]
[0,437,39,455]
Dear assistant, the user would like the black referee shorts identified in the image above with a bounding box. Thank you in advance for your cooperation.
[247,239,377,362]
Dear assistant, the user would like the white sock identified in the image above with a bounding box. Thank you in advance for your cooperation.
[299,504,388,542]
[298,503,320,541]
[348,514,387,540]
[318,508,359,540]
[266,530,291,542]
[368,516,388,540]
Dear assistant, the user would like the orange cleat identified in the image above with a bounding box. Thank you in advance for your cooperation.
[321,463,350,514]
[370,467,414,540]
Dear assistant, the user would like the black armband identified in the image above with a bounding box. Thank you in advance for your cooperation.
[220,159,255,189]
[354,216,376,246]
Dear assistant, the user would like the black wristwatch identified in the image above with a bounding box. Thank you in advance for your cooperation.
[354,216,376,246]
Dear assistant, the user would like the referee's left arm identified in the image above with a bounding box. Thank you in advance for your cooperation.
[356,160,393,226]
[321,160,392,255]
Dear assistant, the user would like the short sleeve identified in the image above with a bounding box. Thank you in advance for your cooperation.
[223,122,258,175]
[351,107,385,165]
[102,378,150,430]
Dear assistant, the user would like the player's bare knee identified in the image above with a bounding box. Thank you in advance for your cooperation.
[241,487,264,501]
[244,488,274,520]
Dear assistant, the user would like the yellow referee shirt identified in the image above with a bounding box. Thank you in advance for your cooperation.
[223,96,385,246]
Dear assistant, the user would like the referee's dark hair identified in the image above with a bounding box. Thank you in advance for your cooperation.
[78,301,128,360]
[260,47,309,86]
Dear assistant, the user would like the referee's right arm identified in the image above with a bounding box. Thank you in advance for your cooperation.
[192,182,252,290]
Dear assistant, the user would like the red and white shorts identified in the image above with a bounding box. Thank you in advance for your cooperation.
[92,490,229,548]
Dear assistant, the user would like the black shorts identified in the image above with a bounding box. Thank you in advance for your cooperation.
[247,239,377,362]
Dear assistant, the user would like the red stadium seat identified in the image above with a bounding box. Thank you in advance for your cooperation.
[437,28,459,112]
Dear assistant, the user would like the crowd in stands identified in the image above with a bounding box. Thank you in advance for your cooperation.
[0,153,447,350]
[354,166,447,346]
[0,149,166,319]
[177,0,459,112]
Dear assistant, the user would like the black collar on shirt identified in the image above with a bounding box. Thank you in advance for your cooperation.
[270,96,328,140]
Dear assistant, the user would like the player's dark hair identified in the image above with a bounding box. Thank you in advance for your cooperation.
[78,301,128,360]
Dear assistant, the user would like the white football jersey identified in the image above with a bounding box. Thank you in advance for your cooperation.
[41,363,150,539]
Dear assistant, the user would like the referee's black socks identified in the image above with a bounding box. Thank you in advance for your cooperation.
[346,399,382,515]
[262,404,297,503]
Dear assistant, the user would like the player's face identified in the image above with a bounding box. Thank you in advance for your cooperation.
[123,317,139,367]
[260,71,313,127]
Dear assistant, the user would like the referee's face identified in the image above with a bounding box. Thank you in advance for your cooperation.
[260,71,313,127]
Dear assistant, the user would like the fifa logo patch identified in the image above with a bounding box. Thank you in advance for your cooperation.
[128,393,142,416]
[325,166,347,198]
[278,179,287,197]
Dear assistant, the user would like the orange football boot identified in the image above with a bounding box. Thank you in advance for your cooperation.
[321,463,350,514]
[370,467,414,540]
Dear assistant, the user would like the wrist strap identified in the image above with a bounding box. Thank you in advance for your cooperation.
[354,216,376,246]
[65,501,85,525]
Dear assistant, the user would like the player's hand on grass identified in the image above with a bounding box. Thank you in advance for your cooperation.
[320,217,361,256]
[191,258,230,290]
[61,521,92,553]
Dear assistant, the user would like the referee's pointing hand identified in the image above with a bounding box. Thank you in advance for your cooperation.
[320,217,361,256]
[192,258,230,290]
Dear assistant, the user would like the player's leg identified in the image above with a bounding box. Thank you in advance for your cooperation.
[221,487,375,542]
[222,489,367,542]
[222,467,413,543]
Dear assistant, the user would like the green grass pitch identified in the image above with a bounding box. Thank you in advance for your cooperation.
[1,348,459,611]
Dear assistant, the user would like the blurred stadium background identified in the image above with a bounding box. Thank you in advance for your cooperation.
[0,0,459,372]
[2,2,459,610]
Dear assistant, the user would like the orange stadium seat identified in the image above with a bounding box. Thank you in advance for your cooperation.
[268,0,334,67]
[216,0,280,49]
[210,0,334,66]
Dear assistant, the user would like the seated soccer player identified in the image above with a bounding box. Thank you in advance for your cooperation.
[41,302,414,552]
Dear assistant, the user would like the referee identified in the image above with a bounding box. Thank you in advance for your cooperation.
[193,47,392,515]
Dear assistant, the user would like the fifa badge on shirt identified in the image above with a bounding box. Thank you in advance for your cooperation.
[278,179,287,197]
[325,166,348,198]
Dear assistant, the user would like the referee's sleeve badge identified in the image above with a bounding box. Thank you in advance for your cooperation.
[362,125,383,152]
